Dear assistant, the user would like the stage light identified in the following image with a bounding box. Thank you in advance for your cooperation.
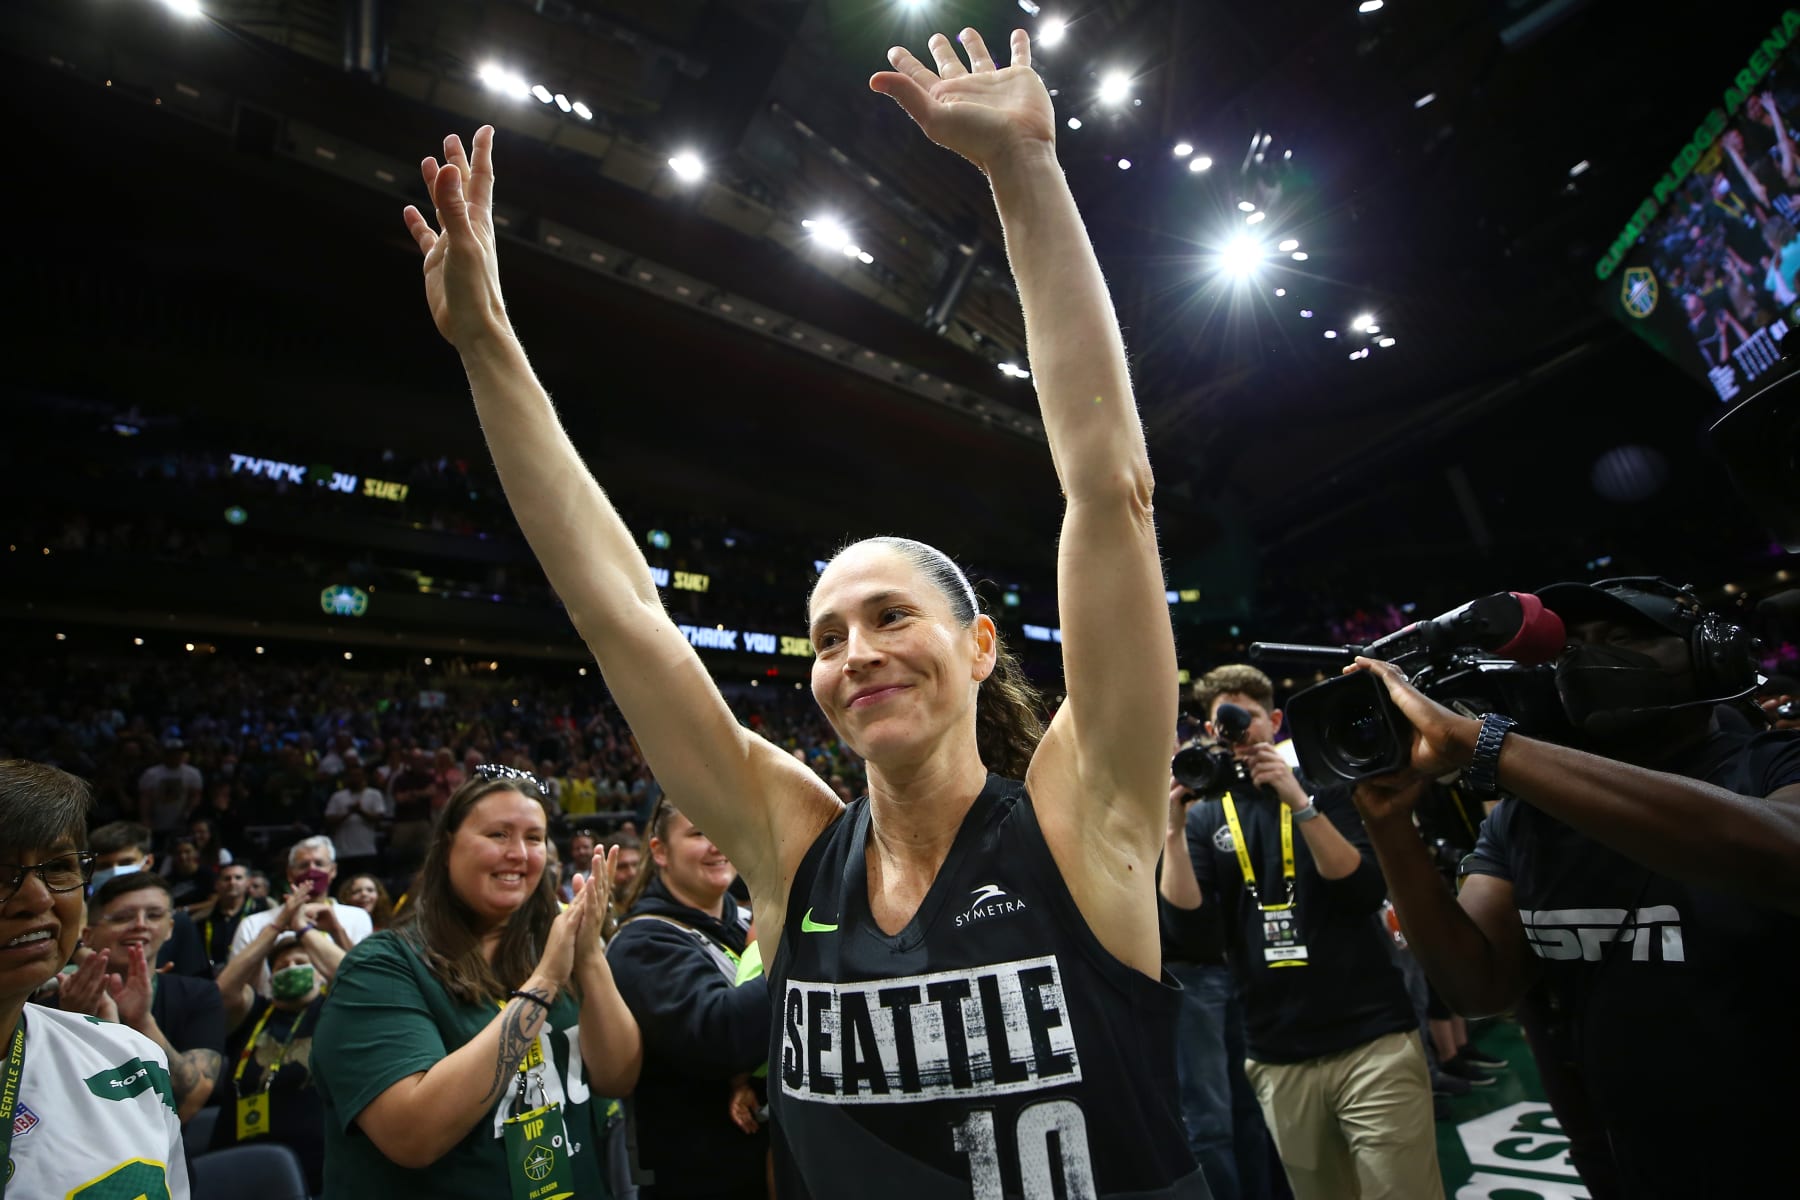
[161,0,203,17]
[255,646,264,654]
[553,94,572,113]
[1366,324,1380,334]
[1324,330,1338,339]
[1067,117,1083,130]
[1277,238,1299,252]
[1245,211,1265,224]
[1040,16,1067,46]
[1237,200,1256,213]
[185,643,195,652]
[1099,72,1131,106]
[1291,251,1309,261]
[1218,234,1264,279]
[1414,92,1436,109]
[1173,142,1193,158]
[1358,0,1384,11]
[1378,336,1396,347]
[572,101,593,120]
[858,250,874,264]
[55,632,66,641]
[344,651,354,660]
[841,243,862,257]
[477,64,532,102]
[579,666,588,676]
[1351,313,1374,331]
[668,151,705,182]
[1274,288,1287,297]
[423,656,432,665]
[1569,159,1591,177]
[134,637,145,646]
[1188,156,1212,172]
[805,217,852,252]
[1299,309,1313,317]
[1117,158,1132,171]
[530,84,554,104]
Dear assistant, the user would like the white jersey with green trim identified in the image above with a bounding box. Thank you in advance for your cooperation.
[7,1004,190,1199]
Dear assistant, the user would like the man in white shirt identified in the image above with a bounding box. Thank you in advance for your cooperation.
[228,836,372,995]
[136,739,201,838]
[322,760,388,878]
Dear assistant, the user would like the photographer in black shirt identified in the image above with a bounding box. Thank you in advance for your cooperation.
[1349,578,1800,1198]
[1178,667,1440,1200]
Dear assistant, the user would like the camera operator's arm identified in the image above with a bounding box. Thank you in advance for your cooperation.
[1354,778,1539,1017]
[1243,744,1363,882]
[1355,657,1800,914]
[1159,779,1203,910]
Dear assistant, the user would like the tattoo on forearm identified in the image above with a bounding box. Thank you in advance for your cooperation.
[170,1049,223,1101]
[485,989,551,1102]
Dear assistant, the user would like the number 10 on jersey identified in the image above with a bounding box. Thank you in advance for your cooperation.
[952,1099,1097,1199]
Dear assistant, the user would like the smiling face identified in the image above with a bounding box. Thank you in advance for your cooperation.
[650,811,736,911]
[807,542,995,768]
[342,875,380,913]
[446,789,547,930]
[0,841,86,1004]
[83,881,174,971]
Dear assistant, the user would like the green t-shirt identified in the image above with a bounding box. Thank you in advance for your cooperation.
[311,930,611,1199]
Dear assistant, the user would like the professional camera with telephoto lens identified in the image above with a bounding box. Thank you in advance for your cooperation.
[1251,592,1575,790]
[1170,702,1257,797]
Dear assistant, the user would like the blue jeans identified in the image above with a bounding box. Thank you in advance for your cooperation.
[1170,962,1274,1200]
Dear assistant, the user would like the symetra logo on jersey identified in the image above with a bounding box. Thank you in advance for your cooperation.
[1519,905,1686,963]
[953,882,1027,929]
[781,955,1081,1105]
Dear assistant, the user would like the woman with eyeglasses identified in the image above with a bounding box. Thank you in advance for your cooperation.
[401,24,1198,1200]
[310,766,641,1198]
[606,797,767,1199]
[0,760,190,1197]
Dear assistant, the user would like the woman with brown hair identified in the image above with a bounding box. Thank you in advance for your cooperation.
[311,766,640,1198]
[337,871,396,931]
[607,796,767,1199]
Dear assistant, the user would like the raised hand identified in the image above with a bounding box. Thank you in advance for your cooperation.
[870,29,1055,174]
[571,846,619,973]
[109,944,156,1030]
[1346,657,1479,780]
[58,948,113,1018]
[532,886,589,992]
[401,126,509,350]
[276,882,312,931]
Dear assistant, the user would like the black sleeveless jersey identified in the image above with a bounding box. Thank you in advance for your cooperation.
[767,774,1209,1200]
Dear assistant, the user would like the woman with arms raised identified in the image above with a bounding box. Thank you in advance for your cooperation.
[401,25,1203,1200]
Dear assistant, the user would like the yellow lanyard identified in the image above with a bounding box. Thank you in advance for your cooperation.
[1222,793,1295,911]
[232,1003,308,1088]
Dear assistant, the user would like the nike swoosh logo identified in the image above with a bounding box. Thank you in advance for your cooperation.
[800,908,838,934]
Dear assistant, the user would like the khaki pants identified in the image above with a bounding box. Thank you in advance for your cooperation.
[1244,1029,1443,1200]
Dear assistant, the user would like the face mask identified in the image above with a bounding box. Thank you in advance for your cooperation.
[88,861,143,893]
[270,964,315,1002]
[1554,642,1698,740]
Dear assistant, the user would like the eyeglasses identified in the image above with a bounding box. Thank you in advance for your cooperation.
[0,852,97,904]
[472,763,543,793]
[96,905,172,927]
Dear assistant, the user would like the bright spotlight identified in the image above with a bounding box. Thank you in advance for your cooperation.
[553,93,573,113]
[1291,251,1309,261]
[1040,17,1067,46]
[1117,158,1132,170]
[1274,288,1287,297]
[1378,337,1396,348]
[808,217,852,253]
[1569,159,1591,178]
[530,84,554,104]
[571,101,593,120]
[1218,234,1264,279]
[1277,238,1299,252]
[1414,92,1437,109]
[1358,0,1384,11]
[668,152,705,183]
[1351,313,1374,331]
[161,0,203,16]
[1299,309,1314,318]
[1245,211,1266,225]
[1188,156,1212,172]
[1366,324,1380,334]
[857,250,874,264]
[1173,142,1193,158]
[1067,117,1083,130]
[477,64,532,101]
[1323,330,1337,339]
[1098,72,1131,106]
[1236,200,1256,213]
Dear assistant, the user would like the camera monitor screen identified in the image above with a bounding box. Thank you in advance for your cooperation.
[1598,14,1800,404]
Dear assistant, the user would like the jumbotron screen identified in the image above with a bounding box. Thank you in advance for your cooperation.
[1599,11,1800,403]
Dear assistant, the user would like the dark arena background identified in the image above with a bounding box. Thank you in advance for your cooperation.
[3,1,1798,1198]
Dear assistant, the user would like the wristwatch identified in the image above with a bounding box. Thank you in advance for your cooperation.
[1465,713,1517,795]
[1291,799,1324,823]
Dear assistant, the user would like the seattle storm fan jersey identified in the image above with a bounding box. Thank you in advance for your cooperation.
[8,1005,190,1199]
[767,774,1210,1200]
